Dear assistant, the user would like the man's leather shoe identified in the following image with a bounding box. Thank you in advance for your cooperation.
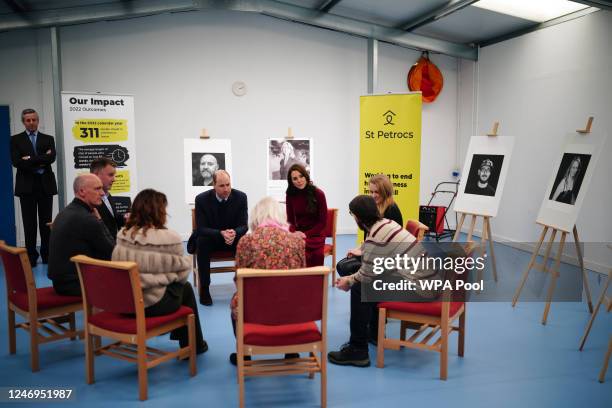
[199,287,213,306]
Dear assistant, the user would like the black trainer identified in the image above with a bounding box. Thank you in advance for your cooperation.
[327,343,370,367]
[230,353,251,366]
[199,287,213,306]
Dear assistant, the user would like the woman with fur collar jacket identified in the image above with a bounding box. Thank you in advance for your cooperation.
[112,189,207,354]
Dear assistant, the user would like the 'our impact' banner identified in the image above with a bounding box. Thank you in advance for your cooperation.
[61,92,137,213]
[359,93,422,232]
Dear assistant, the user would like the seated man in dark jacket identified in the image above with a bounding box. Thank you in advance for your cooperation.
[48,173,115,296]
[194,170,248,306]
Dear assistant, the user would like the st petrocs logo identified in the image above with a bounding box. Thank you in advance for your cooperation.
[383,110,396,126]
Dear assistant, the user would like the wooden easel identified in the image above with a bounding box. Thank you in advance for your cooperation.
[512,117,596,325]
[453,212,498,282]
[452,122,502,282]
[579,246,611,382]
[512,223,594,324]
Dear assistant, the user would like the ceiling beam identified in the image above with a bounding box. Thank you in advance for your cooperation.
[0,0,200,32]
[570,0,612,10]
[318,0,343,13]
[259,0,477,59]
[3,0,30,13]
[479,7,600,47]
[397,0,478,32]
[0,0,477,60]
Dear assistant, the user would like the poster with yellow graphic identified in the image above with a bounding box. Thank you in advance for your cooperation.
[359,93,422,233]
[62,92,137,215]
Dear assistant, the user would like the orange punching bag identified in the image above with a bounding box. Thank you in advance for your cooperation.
[408,52,443,103]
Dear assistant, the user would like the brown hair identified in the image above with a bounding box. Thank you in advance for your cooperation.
[286,163,317,213]
[369,174,395,216]
[123,189,168,238]
[89,157,117,173]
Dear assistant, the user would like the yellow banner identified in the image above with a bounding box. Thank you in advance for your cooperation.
[359,94,422,232]
[71,119,128,143]
[110,170,131,194]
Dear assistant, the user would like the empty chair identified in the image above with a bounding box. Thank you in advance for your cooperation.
[0,240,82,372]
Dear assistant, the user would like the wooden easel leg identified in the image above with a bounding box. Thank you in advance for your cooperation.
[466,215,477,242]
[512,226,548,307]
[484,217,499,282]
[542,232,566,325]
[573,226,593,313]
[476,218,486,282]
[453,213,466,242]
[579,272,610,350]
[599,336,612,383]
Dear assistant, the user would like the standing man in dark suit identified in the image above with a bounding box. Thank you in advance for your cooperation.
[10,108,57,266]
[89,157,125,238]
[194,170,248,305]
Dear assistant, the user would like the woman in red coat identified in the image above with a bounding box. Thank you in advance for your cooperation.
[285,164,328,267]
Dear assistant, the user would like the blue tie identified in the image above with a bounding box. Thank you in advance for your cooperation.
[29,133,44,174]
[29,133,37,155]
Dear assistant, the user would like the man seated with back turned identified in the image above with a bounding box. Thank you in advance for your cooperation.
[90,157,125,238]
[48,174,115,296]
[194,170,248,306]
[328,195,420,368]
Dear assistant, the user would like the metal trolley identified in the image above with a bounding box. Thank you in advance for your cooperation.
[420,181,459,241]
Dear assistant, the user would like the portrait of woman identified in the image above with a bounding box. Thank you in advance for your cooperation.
[549,154,590,205]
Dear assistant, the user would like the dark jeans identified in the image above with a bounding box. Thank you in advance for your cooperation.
[145,282,205,348]
[53,279,82,296]
[349,281,378,351]
[196,234,238,289]
[19,176,53,264]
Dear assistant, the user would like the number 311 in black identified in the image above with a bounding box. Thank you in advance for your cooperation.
[79,127,100,138]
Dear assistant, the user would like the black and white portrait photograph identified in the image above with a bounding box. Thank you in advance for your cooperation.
[548,153,591,205]
[191,152,226,186]
[184,138,232,204]
[268,139,311,180]
[464,154,504,197]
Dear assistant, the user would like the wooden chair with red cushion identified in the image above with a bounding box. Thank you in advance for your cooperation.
[323,208,338,283]
[375,243,475,380]
[71,255,196,401]
[236,266,331,408]
[406,219,429,242]
[190,208,236,288]
[0,240,82,372]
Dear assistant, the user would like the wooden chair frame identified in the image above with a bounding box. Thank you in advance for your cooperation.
[323,208,338,284]
[72,255,196,401]
[1,240,82,372]
[236,267,330,408]
[406,219,430,241]
[191,208,236,288]
[376,292,465,380]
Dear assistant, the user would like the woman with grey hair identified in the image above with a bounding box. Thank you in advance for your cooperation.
[228,196,306,365]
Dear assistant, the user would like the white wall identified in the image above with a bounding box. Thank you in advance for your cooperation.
[1,10,460,239]
[458,10,612,271]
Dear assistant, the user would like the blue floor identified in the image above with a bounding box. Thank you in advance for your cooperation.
[0,235,610,407]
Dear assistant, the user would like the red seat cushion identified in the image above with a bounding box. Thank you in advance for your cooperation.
[378,301,463,317]
[244,321,321,346]
[323,244,333,256]
[89,306,193,334]
[211,250,235,259]
[9,287,81,312]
